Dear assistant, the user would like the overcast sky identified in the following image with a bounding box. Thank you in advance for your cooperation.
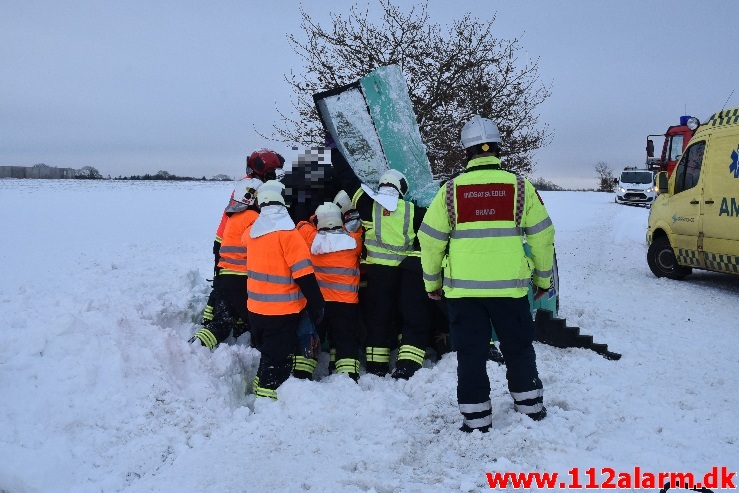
[2,1,738,188]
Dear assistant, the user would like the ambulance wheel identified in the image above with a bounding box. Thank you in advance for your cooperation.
[647,236,691,280]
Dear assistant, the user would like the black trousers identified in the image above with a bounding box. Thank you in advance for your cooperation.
[249,312,300,393]
[202,274,249,344]
[447,296,543,414]
[318,301,361,370]
[363,257,434,359]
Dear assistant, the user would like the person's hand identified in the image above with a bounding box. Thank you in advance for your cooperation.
[427,289,442,301]
[534,286,549,301]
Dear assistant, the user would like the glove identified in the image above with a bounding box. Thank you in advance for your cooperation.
[297,310,321,358]
[343,209,361,232]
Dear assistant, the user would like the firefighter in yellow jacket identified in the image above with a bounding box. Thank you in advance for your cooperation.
[418,115,555,432]
[296,201,363,381]
[242,180,325,400]
[331,147,435,379]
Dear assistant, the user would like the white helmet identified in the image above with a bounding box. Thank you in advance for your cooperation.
[257,180,286,207]
[315,202,343,230]
[378,169,409,197]
[236,177,263,206]
[460,115,501,149]
[333,190,352,213]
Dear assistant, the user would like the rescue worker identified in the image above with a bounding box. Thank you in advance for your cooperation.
[331,147,435,380]
[212,149,286,272]
[242,180,325,399]
[418,115,555,432]
[296,200,363,381]
[190,178,263,348]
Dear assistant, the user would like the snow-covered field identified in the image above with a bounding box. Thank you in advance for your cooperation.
[1,179,737,493]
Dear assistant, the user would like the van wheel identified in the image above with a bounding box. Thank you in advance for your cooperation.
[647,236,691,280]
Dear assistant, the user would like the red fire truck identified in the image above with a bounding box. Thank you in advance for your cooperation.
[645,115,698,176]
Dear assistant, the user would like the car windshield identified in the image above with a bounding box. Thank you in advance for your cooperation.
[621,171,653,184]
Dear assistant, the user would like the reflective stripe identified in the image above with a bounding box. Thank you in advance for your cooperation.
[194,328,217,349]
[351,188,364,207]
[253,376,277,400]
[419,222,449,241]
[366,251,407,262]
[293,356,317,373]
[366,347,390,363]
[443,277,529,289]
[335,358,360,374]
[317,280,359,293]
[463,415,493,429]
[510,388,544,401]
[397,345,425,364]
[450,227,523,239]
[219,269,248,276]
[220,258,246,266]
[525,216,553,235]
[514,402,544,414]
[364,239,412,253]
[459,401,492,414]
[219,246,247,254]
[290,258,313,272]
[247,270,294,284]
[423,271,441,282]
[402,201,411,248]
[314,266,361,276]
[247,291,304,302]
[534,269,552,278]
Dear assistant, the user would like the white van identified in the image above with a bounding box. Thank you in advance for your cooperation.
[615,167,656,207]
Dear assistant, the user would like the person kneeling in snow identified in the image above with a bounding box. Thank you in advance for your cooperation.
[295,197,363,381]
[242,180,325,400]
[190,178,263,348]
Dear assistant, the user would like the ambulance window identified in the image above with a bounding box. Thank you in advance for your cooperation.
[673,141,705,194]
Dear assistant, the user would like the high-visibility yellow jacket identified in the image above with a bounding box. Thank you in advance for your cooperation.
[358,195,418,266]
[418,156,555,299]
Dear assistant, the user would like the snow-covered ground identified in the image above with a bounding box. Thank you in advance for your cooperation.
[1,179,737,493]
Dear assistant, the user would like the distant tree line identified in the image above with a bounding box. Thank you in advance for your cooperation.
[73,166,232,181]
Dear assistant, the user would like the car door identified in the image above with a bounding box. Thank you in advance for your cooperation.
[664,140,707,268]
[700,133,739,273]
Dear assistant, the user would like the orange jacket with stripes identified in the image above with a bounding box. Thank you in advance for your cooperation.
[242,227,315,315]
[217,209,258,274]
[297,221,363,304]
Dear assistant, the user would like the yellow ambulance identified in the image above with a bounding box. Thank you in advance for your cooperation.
[646,106,739,279]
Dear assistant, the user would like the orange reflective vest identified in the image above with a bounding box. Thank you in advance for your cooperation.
[243,227,315,315]
[297,222,363,304]
[217,209,258,275]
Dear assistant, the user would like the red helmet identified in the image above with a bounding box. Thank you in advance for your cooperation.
[246,149,285,179]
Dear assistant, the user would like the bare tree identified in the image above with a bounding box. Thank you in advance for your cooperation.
[595,161,615,192]
[76,166,102,179]
[266,0,551,179]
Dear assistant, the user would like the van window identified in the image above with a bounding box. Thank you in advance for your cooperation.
[673,141,705,194]
[620,171,653,184]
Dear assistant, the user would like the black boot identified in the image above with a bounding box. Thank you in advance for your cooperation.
[459,423,491,433]
[391,360,421,380]
[365,361,389,377]
[527,406,547,421]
